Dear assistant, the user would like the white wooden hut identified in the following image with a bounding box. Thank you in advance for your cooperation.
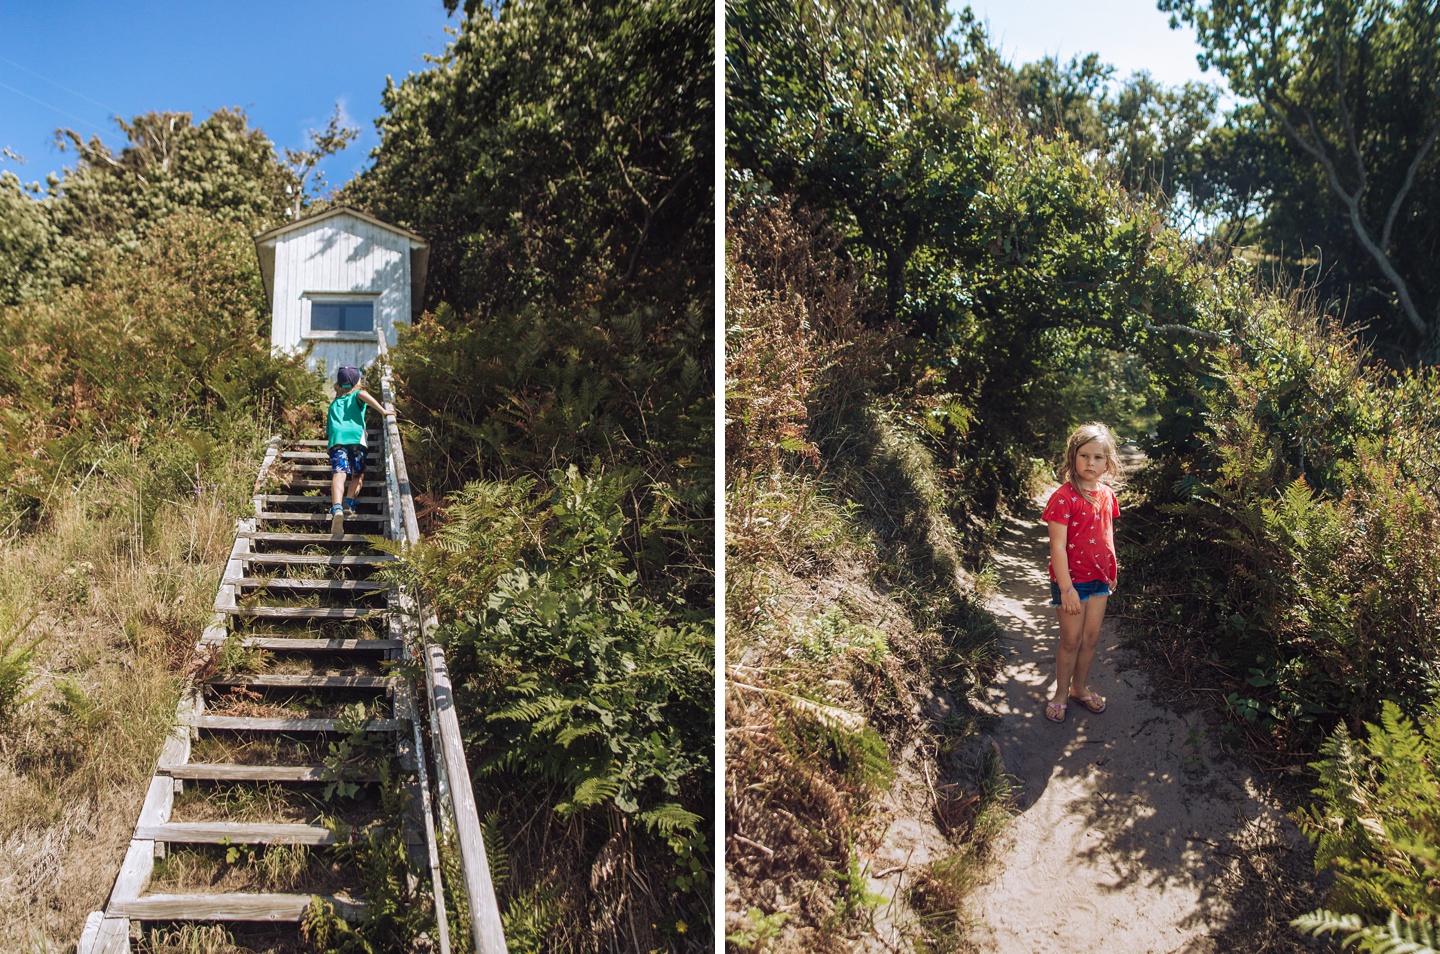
[253,206,429,374]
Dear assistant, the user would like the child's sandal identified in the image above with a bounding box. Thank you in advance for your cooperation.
[1044,700,1067,723]
[1069,692,1107,714]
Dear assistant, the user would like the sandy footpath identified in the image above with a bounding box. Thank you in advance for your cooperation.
[967,503,1302,953]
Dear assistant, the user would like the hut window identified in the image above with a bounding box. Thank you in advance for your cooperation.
[310,301,374,333]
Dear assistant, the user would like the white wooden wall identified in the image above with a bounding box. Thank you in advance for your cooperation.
[268,213,414,374]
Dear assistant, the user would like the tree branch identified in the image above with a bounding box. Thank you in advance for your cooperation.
[621,167,693,284]
[1262,92,1427,337]
[1142,322,1227,343]
[602,127,650,212]
[1382,119,1440,250]
[1331,36,1365,195]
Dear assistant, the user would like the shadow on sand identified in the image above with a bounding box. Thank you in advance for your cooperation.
[971,503,1307,951]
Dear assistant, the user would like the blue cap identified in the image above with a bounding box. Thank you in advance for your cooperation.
[336,366,361,386]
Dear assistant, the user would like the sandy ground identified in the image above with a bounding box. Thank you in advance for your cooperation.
[966,504,1305,953]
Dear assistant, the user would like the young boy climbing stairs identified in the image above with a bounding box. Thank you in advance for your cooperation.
[327,365,396,534]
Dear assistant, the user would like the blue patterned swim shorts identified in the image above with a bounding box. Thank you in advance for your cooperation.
[328,444,367,475]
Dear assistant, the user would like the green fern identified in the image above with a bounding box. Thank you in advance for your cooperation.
[50,677,107,731]
[481,810,509,890]
[556,775,623,815]
[1293,908,1439,954]
[500,884,562,954]
[0,611,43,726]
[638,802,703,838]
[1296,702,1440,939]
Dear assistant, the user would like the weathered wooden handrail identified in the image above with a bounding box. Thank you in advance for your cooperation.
[374,332,507,954]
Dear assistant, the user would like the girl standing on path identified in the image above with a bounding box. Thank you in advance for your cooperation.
[1042,423,1121,723]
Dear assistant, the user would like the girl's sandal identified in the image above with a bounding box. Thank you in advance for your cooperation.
[1044,700,1067,723]
[1069,692,1107,714]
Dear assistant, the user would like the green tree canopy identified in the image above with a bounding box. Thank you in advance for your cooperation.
[49,109,292,240]
[990,54,1221,226]
[0,172,56,305]
[347,0,711,315]
[0,108,296,300]
[1162,0,1440,360]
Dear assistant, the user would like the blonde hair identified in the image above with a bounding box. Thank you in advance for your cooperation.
[1058,422,1121,505]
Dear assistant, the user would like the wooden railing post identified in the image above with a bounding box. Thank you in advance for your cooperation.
[374,335,508,954]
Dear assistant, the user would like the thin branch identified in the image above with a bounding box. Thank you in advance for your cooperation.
[1331,35,1365,195]
[1382,119,1440,250]
[621,167,693,283]
[1263,95,1427,335]
[731,834,773,858]
[1305,104,1357,201]
[1142,322,1227,343]
[602,127,649,211]
[1244,38,1334,172]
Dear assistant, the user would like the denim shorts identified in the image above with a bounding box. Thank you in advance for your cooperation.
[1050,579,1112,606]
[328,444,367,475]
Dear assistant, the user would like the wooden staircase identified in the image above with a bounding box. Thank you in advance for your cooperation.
[80,428,431,952]
[80,337,505,954]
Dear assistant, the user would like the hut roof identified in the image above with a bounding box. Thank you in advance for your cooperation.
[253,205,429,320]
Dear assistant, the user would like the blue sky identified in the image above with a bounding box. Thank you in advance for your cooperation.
[2,1,1224,193]
[0,1,455,190]
[957,0,1220,89]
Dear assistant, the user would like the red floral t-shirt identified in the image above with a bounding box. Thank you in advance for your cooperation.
[1042,482,1119,584]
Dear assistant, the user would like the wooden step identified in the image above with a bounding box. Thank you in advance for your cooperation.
[272,479,385,490]
[202,674,397,689]
[255,495,386,506]
[110,893,365,922]
[199,636,403,652]
[190,715,404,733]
[276,481,385,495]
[291,437,380,447]
[136,822,341,845]
[256,511,387,523]
[240,553,395,567]
[222,606,382,619]
[282,451,364,460]
[234,578,387,592]
[241,531,377,545]
[279,464,368,474]
[161,763,381,782]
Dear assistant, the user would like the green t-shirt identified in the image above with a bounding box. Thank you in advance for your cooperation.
[326,389,367,447]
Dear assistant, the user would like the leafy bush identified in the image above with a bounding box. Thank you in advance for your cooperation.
[0,209,319,523]
[383,465,712,949]
[459,503,707,815]
[405,467,711,820]
[1291,702,1440,949]
[0,172,57,306]
[1125,297,1440,752]
[390,299,712,590]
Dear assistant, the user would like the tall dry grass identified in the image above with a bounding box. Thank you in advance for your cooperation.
[726,196,1010,952]
[0,433,266,949]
